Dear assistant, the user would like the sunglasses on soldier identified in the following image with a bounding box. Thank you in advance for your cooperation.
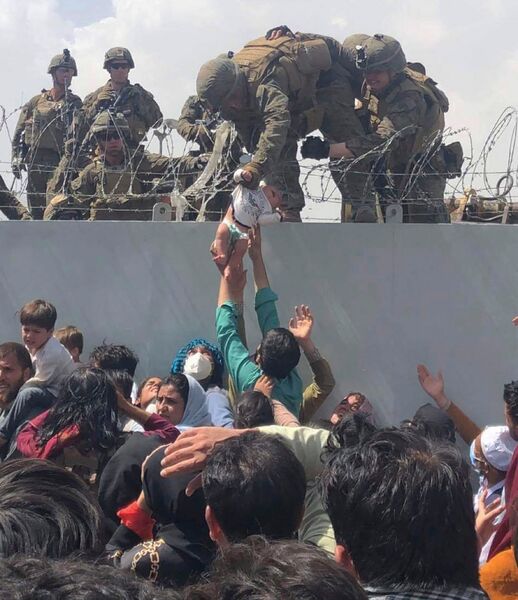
[110,62,130,70]
[95,131,121,142]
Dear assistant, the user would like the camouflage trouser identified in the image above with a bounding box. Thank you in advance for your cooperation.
[264,129,304,222]
[316,77,371,222]
[46,151,93,205]
[0,175,31,220]
[26,149,60,220]
[341,162,449,223]
[399,169,449,223]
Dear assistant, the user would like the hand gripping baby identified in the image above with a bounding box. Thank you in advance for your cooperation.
[211,171,283,278]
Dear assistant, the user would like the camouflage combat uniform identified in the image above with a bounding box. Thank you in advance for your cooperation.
[197,34,364,221]
[0,176,32,220]
[11,89,82,219]
[177,95,238,221]
[68,148,203,221]
[343,35,450,223]
[82,81,163,148]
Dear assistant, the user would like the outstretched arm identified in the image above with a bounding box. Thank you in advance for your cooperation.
[289,305,335,423]
[248,226,270,291]
[417,364,481,444]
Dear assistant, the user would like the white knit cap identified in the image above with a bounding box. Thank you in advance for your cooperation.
[480,426,518,471]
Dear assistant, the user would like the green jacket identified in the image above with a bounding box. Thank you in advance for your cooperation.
[216,286,303,415]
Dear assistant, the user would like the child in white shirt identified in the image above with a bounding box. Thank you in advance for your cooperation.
[20,299,76,397]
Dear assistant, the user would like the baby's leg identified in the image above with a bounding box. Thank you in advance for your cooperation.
[211,222,231,275]
[224,237,249,281]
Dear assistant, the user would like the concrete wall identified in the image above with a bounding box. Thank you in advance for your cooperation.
[1,221,517,428]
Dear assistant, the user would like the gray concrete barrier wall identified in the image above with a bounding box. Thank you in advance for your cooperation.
[1,221,517,429]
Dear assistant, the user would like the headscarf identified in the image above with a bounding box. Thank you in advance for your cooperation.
[176,374,212,431]
[171,338,225,387]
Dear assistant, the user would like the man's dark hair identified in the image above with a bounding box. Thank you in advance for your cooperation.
[0,459,103,558]
[0,342,32,371]
[234,390,274,429]
[89,343,139,376]
[401,403,456,444]
[258,328,300,379]
[54,325,84,354]
[19,299,57,330]
[105,368,134,400]
[160,374,189,406]
[0,555,182,599]
[202,432,306,542]
[504,381,518,427]
[321,427,479,589]
[185,536,367,600]
[37,367,119,452]
[326,413,377,453]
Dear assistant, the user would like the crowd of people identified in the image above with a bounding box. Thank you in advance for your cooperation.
[0,222,517,599]
[1,26,464,224]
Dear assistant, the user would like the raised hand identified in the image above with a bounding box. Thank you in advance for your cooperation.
[248,225,262,262]
[289,305,314,343]
[254,374,275,398]
[417,364,450,410]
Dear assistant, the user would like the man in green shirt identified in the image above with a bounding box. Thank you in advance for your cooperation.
[215,227,303,415]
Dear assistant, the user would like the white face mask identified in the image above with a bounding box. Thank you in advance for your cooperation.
[183,352,213,381]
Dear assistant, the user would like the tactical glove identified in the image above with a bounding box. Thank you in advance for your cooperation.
[265,25,295,40]
[301,136,330,160]
[234,163,261,189]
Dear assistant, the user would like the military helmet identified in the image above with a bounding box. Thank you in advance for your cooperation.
[48,49,78,76]
[196,56,241,110]
[355,34,407,73]
[103,47,135,69]
[90,111,130,136]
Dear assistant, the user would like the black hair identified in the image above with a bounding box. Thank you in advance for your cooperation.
[202,431,306,542]
[325,412,377,454]
[401,403,456,444]
[137,375,161,401]
[19,299,57,330]
[321,426,479,589]
[37,367,119,452]
[234,390,274,429]
[0,459,103,558]
[504,381,518,427]
[185,536,367,600]
[0,555,182,599]
[258,328,300,380]
[160,374,189,407]
[89,343,139,376]
[0,342,32,371]
[105,368,134,400]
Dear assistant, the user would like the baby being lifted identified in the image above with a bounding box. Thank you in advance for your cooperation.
[211,175,283,277]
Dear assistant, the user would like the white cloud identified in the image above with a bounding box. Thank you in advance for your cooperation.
[1,0,518,221]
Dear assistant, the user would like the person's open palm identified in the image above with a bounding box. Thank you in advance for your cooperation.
[417,364,444,399]
[289,305,314,342]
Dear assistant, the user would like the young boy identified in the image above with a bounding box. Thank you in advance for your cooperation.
[20,300,76,397]
[54,325,84,364]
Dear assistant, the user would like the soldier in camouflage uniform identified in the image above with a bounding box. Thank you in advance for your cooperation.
[81,47,163,148]
[45,112,205,221]
[47,48,164,210]
[177,94,240,221]
[0,176,32,220]
[196,32,364,222]
[11,50,81,219]
[302,34,451,223]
